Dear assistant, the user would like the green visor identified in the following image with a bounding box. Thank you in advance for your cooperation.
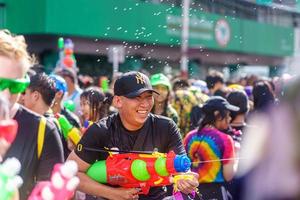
[0,74,30,94]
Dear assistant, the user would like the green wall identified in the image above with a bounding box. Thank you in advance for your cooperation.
[5,0,46,33]
[3,0,294,56]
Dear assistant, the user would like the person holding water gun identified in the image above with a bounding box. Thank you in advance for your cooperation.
[67,71,199,200]
[49,74,81,157]
[0,96,17,161]
[0,30,64,199]
[0,96,21,200]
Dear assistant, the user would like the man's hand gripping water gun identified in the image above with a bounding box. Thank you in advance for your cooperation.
[86,150,198,195]
[28,160,80,200]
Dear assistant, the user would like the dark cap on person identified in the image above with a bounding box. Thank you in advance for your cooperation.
[202,96,240,113]
[114,71,159,98]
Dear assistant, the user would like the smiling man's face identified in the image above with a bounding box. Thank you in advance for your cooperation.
[114,91,154,131]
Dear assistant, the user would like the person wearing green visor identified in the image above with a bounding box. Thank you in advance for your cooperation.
[0,30,64,199]
[150,73,179,126]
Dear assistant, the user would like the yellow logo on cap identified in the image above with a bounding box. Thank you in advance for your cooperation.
[136,73,145,84]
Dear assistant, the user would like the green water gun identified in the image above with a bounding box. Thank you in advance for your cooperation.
[55,114,81,145]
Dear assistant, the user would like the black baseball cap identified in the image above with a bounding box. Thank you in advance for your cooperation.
[114,71,159,98]
[202,96,240,113]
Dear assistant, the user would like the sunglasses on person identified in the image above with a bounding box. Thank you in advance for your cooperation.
[0,74,30,94]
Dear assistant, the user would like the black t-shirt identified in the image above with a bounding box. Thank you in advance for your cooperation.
[4,106,64,199]
[75,113,185,200]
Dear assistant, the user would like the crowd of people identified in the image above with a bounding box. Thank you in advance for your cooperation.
[0,29,300,200]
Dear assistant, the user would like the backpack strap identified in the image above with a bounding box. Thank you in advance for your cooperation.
[37,117,47,159]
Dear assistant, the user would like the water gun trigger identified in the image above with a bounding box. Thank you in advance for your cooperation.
[172,174,194,192]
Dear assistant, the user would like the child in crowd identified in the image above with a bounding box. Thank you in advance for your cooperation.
[80,87,109,129]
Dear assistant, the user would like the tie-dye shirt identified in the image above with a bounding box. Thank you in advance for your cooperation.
[183,127,235,183]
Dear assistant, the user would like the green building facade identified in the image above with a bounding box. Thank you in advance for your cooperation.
[0,0,295,78]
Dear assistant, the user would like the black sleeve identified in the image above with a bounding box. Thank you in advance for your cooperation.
[36,125,64,181]
[166,120,186,155]
[74,123,109,164]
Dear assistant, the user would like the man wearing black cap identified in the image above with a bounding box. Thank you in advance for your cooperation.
[67,71,199,200]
